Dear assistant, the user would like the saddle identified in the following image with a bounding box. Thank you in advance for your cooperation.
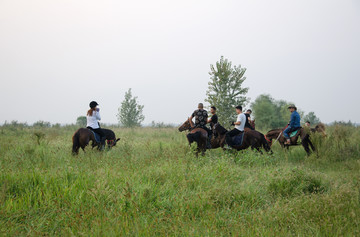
[290,128,301,138]
[232,133,244,146]
[88,129,101,143]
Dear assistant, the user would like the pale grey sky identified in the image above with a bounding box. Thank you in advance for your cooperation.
[0,0,359,125]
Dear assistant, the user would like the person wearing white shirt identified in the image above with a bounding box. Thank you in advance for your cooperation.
[86,101,105,149]
[226,105,246,147]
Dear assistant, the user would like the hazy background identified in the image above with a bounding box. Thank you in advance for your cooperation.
[1,0,359,125]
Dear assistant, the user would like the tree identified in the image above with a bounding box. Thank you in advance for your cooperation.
[76,116,87,127]
[205,56,249,127]
[117,88,145,127]
[303,112,320,125]
[251,94,304,131]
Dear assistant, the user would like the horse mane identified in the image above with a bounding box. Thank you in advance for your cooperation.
[216,123,228,135]
[267,128,282,133]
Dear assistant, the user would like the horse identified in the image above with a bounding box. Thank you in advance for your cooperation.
[249,119,256,130]
[102,128,121,149]
[213,123,272,153]
[72,128,120,155]
[72,128,99,155]
[178,119,208,156]
[310,123,327,137]
[265,127,315,155]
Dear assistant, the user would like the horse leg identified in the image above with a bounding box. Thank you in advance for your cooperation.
[73,146,79,155]
[309,139,316,152]
[196,147,200,157]
[301,139,311,155]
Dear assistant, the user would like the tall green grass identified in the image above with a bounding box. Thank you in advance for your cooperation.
[0,125,359,236]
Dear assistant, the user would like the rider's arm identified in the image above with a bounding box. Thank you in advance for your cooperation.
[207,118,212,123]
[96,111,101,121]
[188,116,194,127]
[234,114,243,125]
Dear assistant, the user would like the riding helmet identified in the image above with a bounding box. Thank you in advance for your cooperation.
[89,101,99,108]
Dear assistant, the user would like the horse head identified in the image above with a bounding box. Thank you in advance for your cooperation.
[107,138,121,148]
[265,129,282,145]
[178,119,192,132]
[249,119,256,130]
[264,135,273,146]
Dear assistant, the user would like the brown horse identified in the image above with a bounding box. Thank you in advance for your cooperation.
[178,119,208,156]
[72,128,120,154]
[213,123,272,153]
[310,123,327,137]
[265,127,315,155]
[249,119,256,130]
[72,128,98,154]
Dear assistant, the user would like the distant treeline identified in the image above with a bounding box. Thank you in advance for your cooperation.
[0,120,177,129]
[0,119,357,129]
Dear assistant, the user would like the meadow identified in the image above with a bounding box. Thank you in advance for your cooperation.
[0,124,359,236]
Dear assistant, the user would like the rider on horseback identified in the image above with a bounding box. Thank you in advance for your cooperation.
[226,105,246,147]
[207,106,218,137]
[86,101,106,150]
[189,103,208,130]
[189,103,211,147]
[244,109,255,130]
[284,104,301,145]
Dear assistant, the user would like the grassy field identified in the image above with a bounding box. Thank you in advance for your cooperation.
[0,124,359,236]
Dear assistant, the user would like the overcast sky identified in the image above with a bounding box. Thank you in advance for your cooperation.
[0,0,359,125]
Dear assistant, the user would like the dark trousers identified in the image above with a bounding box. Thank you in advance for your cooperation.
[226,128,243,146]
[196,126,212,137]
[87,127,106,144]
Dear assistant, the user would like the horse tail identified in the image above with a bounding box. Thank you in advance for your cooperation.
[261,134,271,152]
[187,131,201,144]
[72,130,80,155]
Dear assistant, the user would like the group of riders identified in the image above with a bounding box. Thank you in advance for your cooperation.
[188,103,302,148]
[85,100,305,150]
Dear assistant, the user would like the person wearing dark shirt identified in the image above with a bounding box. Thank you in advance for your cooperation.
[207,106,218,138]
[207,106,218,129]
[244,109,254,130]
[189,103,208,129]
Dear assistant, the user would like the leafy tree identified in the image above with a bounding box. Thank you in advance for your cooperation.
[251,94,279,130]
[303,112,320,125]
[117,88,145,127]
[76,116,87,127]
[205,56,249,127]
[252,94,305,131]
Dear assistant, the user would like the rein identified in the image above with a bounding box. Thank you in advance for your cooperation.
[272,125,288,146]
[264,135,271,143]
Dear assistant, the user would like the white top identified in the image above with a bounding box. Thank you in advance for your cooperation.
[235,113,246,131]
[87,111,101,129]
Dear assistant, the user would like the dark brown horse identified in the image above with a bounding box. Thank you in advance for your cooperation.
[178,119,208,156]
[72,128,120,154]
[249,119,256,130]
[72,128,98,154]
[265,127,315,155]
[213,123,272,153]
